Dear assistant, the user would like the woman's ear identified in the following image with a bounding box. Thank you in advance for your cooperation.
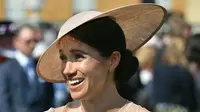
[109,51,121,73]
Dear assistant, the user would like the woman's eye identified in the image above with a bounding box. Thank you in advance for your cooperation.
[60,55,67,62]
[74,54,84,61]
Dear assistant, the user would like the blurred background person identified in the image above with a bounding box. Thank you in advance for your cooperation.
[32,22,57,59]
[167,12,192,39]
[136,46,156,86]
[134,46,156,109]
[32,22,72,106]
[0,24,54,112]
[150,37,197,112]
[186,33,200,112]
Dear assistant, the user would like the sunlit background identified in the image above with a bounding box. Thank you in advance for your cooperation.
[0,0,199,26]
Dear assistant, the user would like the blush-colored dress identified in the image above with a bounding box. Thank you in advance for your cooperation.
[45,101,149,112]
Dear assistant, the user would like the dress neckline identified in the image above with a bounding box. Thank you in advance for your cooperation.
[68,100,132,112]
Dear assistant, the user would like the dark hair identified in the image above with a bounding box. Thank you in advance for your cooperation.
[68,17,139,83]
[186,34,200,63]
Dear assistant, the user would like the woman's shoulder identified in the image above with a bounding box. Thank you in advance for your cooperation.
[125,101,150,112]
[45,101,80,112]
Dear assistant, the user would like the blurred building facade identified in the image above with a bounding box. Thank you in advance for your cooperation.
[0,0,199,24]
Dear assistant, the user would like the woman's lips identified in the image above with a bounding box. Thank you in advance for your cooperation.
[67,78,85,90]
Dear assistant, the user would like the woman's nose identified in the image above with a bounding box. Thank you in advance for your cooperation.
[62,61,76,76]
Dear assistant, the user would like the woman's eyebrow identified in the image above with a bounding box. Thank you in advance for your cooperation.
[69,49,88,54]
[59,49,64,53]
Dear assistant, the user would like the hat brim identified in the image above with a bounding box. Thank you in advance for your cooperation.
[37,4,167,82]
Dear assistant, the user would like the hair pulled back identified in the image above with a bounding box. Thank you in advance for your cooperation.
[68,16,139,84]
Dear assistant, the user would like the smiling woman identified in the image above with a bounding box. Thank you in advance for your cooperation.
[58,34,115,101]
[37,3,166,112]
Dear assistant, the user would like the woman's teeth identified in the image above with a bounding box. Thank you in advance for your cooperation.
[68,79,84,85]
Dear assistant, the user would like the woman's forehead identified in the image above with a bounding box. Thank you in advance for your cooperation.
[58,35,108,63]
[58,35,98,55]
[58,35,83,49]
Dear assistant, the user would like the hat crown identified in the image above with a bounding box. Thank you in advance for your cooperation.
[58,11,102,39]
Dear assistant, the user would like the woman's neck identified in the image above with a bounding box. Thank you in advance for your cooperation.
[80,81,127,112]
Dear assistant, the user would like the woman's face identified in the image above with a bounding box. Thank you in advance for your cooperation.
[58,35,111,100]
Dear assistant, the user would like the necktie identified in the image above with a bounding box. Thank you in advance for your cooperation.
[24,58,36,85]
[24,58,40,104]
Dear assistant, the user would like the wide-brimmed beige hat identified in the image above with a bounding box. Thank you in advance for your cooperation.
[37,4,167,82]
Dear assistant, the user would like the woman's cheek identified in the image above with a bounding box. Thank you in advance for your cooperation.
[79,59,97,73]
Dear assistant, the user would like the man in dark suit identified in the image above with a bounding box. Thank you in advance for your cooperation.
[0,24,54,112]
[186,33,200,111]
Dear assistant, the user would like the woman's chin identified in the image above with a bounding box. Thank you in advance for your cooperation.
[71,95,84,101]
[70,90,87,100]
